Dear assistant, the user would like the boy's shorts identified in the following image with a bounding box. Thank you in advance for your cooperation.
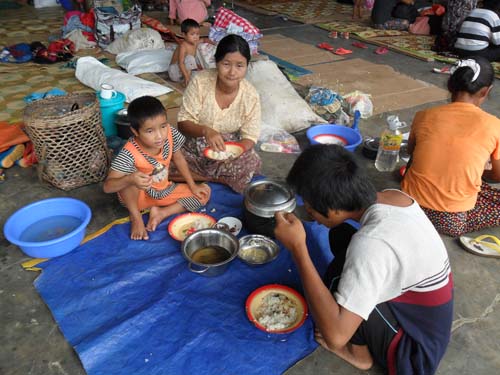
[168,55,198,82]
[119,182,209,211]
[350,302,399,369]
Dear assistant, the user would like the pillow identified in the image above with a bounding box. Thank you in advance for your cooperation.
[116,48,175,75]
[75,56,172,102]
[246,60,325,133]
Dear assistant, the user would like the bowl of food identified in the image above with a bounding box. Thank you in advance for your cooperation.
[246,284,308,334]
[238,234,280,266]
[203,142,244,161]
[168,212,216,241]
[181,228,239,277]
[306,124,362,152]
[3,197,92,258]
[217,216,242,236]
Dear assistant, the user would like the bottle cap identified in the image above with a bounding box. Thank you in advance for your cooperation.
[387,115,404,130]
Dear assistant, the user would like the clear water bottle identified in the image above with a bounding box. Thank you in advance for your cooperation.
[374,115,406,172]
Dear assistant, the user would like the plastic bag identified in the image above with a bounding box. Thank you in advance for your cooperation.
[95,5,142,48]
[257,125,301,153]
[196,42,216,69]
[409,16,430,35]
[105,28,164,55]
[343,90,373,119]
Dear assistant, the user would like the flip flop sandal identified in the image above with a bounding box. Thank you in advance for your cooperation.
[432,66,452,74]
[374,46,389,55]
[334,48,353,55]
[459,235,500,258]
[352,41,368,49]
[317,42,335,52]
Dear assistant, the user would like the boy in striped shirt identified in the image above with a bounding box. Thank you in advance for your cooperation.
[103,96,210,240]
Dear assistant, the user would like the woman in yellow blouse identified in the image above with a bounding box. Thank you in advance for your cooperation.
[172,34,262,193]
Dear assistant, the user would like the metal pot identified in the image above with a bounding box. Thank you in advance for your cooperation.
[243,179,296,237]
[115,109,134,140]
[181,228,239,277]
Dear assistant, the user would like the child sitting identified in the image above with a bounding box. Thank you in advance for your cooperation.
[168,18,202,87]
[274,144,453,373]
[455,0,500,61]
[169,0,211,25]
[402,57,500,238]
[391,0,418,24]
[103,96,211,240]
[371,0,417,30]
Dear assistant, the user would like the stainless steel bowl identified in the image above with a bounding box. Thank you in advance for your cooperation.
[238,234,280,266]
[181,228,239,277]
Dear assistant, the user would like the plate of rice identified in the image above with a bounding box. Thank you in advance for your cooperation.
[203,142,244,161]
[245,284,308,334]
[168,213,216,241]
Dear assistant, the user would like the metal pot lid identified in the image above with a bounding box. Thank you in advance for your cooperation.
[244,179,296,217]
[115,109,130,126]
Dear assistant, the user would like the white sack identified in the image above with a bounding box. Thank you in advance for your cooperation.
[106,28,165,55]
[246,60,326,133]
[75,56,172,102]
[116,48,174,75]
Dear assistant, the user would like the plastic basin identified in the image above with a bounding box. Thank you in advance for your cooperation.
[3,198,92,258]
[306,124,363,152]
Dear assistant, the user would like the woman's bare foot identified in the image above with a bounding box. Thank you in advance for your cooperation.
[130,216,149,240]
[314,329,373,370]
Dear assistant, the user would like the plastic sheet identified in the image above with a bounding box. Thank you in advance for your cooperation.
[34,182,332,375]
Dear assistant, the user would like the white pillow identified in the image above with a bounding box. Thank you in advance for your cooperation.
[246,60,325,133]
[75,56,172,102]
[116,48,174,75]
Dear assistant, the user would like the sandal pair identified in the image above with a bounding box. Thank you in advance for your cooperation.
[317,43,353,55]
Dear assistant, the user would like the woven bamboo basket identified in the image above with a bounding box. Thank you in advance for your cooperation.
[24,93,110,191]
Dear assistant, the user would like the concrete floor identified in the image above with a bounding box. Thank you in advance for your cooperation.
[1,4,500,375]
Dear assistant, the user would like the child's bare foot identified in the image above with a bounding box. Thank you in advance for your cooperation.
[146,206,165,232]
[130,216,149,240]
[147,204,186,232]
[314,329,373,370]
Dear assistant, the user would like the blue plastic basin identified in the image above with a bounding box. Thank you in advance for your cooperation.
[3,198,91,258]
[306,124,363,152]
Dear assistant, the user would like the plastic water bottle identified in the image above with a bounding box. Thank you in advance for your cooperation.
[374,115,406,172]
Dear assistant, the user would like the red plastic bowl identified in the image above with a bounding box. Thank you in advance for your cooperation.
[168,212,216,241]
[246,284,308,334]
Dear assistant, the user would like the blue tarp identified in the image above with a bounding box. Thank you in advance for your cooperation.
[34,183,333,375]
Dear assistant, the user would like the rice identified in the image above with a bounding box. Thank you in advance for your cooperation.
[257,293,297,331]
[211,150,236,160]
[239,247,269,263]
